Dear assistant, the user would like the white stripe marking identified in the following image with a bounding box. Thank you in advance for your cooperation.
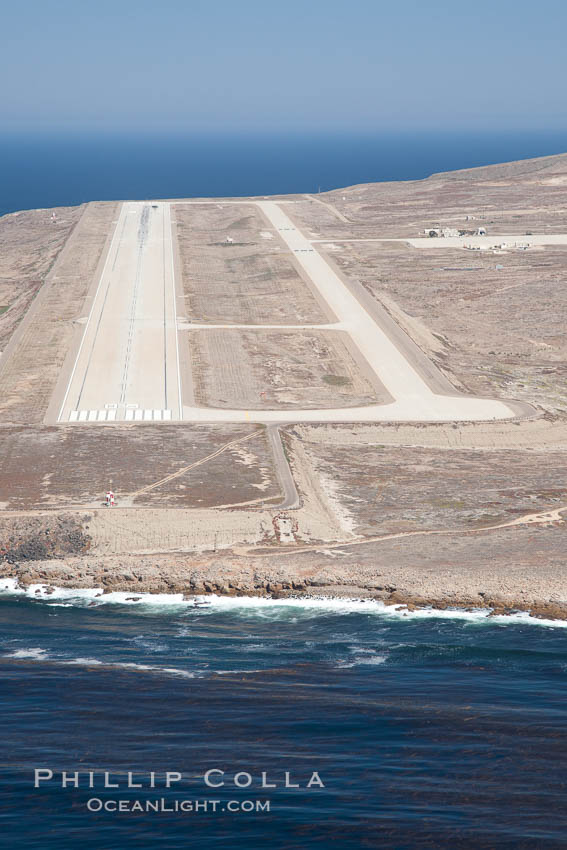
[167,203,183,419]
[57,204,126,421]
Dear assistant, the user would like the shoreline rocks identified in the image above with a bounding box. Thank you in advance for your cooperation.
[2,551,566,621]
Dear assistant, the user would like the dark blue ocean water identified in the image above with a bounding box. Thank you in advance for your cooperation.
[1,586,566,849]
[1,130,566,217]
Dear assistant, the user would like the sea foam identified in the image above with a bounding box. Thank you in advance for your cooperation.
[4,646,195,678]
[0,578,565,628]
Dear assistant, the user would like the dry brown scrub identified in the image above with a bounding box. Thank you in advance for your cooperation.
[0,206,82,352]
[175,203,328,324]
[0,203,118,424]
[324,240,567,413]
[0,424,279,511]
[324,152,567,236]
[293,435,567,537]
[187,328,386,409]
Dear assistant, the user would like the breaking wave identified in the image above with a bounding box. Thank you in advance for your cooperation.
[4,646,195,678]
[0,577,565,628]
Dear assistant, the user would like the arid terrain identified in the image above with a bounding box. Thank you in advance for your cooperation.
[1,153,566,617]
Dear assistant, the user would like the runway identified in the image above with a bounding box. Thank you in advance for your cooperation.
[58,202,182,422]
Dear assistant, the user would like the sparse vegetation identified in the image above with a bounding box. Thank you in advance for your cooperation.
[322,374,351,386]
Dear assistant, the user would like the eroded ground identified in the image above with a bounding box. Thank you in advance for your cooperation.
[292,430,567,536]
[0,206,82,353]
[322,240,567,412]
[0,202,118,424]
[292,154,567,237]
[174,203,329,323]
[188,328,385,408]
[0,425,278,510]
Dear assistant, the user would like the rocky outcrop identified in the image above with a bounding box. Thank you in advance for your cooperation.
[0,513,92,563]
[2,549,566,621]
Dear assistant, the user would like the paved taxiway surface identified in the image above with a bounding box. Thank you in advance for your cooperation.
[312,234,567,248]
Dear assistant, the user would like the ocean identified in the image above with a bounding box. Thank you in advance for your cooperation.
[1,581,566,848]
[1,129,566,217]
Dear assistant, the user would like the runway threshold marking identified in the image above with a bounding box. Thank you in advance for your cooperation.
[69,409,171,422]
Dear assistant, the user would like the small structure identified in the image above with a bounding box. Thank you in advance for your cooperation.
[425,225,488,238]
[225,236,234,244]
[105,490,115,508]
[424,227,467,238]
[496,240,531,251]
[272,514,298,544]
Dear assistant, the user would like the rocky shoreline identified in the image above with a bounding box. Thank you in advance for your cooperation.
[2,549,566,622]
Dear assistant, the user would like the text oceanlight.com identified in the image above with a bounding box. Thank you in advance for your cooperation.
[87,798,271,814]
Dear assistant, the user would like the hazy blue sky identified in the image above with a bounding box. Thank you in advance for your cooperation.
[2,0,566,133]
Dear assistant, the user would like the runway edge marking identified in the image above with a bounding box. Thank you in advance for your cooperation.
[57,203,126,422]
[167,203,183,419]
